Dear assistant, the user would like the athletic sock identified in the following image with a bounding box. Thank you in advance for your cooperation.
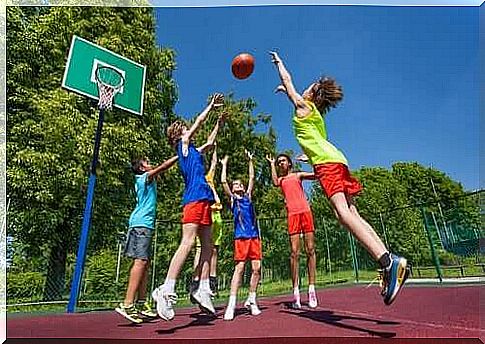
[163,279,176,293]
[228,295,237,309]
[308,284,315,293]
[378,252,392,269]
[200,279,210,292]
[248,292,256,304]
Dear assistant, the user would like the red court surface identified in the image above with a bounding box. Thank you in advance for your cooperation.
[6,285,484,344]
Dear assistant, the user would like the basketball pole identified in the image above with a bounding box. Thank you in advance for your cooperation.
[67,109,105,313]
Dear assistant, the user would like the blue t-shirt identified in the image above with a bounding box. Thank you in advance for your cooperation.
[128,172,157,229]
[177,141,214,205]
[231,194,259,239]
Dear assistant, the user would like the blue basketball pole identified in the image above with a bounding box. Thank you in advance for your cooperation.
[67,109,105,313]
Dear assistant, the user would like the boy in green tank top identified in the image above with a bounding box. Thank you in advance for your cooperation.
[269,51,409,306]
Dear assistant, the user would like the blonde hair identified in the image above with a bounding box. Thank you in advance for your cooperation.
[167,120,186,146]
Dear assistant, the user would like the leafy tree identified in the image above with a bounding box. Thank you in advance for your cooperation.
[7,6,177,300]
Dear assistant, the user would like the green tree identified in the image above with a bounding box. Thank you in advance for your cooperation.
[7,6,177,300]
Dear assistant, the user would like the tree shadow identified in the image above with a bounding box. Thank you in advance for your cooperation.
[280,309,398,338]
[156,312,218,334]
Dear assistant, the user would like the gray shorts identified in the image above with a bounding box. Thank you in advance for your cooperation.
[124,227,153,260]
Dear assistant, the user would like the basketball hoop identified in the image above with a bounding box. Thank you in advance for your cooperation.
[95,66,125,110]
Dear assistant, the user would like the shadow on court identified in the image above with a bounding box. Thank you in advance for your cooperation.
[280,309,398,338]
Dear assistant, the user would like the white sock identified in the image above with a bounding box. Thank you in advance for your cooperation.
[308,284,315,293]
[228,295,237,309]
[199,279,210,292]
[293,286,300,296]
[248,292,257,303]
[163,279,176,293]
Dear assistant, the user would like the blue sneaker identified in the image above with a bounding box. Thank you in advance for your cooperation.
[380,254,409,305]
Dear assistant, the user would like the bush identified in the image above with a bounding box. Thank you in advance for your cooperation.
[7,271,45,301]
[82,249,130,300]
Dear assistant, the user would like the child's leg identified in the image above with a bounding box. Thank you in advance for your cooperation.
[197,225,213,285]
[210,246,218,277]
[224,261,245,320]
[248,259,261,294]
[245,259,262,316]
[303,233,318,308]
[329,192,408,305]
[124,258,149,306]
[303,232,316,286]
[289,234,300,290]
[137,263,150,302]
[163,223,198,289]
[329,192,387,260]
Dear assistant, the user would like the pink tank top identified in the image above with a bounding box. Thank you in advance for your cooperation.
[279,173,311,215]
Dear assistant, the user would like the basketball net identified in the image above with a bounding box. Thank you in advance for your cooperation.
[97,82,118,111]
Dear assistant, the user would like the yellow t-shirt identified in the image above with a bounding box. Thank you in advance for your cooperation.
[293,101,348,166]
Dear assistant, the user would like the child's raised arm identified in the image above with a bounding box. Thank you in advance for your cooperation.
[220,155,233,198]
[197,113,225,154]
[182,93,224,144]
[265,155,280,187]
[147,155,178,182]
[269,51,310,118]
[246,149,255,198]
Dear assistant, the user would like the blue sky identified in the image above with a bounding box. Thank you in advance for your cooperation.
[154,5,479,191]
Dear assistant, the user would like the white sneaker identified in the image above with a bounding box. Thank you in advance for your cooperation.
[244,299,262,316]
[291,300,302,309]
[151,287,177,321]
[192,288,216,314]
[308,291,318,309]
[223,306,235,321]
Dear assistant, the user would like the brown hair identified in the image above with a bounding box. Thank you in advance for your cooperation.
[310,76,343,114]
[276,153,293,169]
[167,120,186,147]
[131,158,147,175]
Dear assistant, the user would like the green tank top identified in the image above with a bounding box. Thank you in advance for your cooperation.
[292,101,348,166]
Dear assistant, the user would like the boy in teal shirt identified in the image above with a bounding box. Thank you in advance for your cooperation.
[115,155,178,323]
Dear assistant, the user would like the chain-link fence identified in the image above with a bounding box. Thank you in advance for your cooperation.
[6,191,484,312]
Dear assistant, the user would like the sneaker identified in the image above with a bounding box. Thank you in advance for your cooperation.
[151,287,177,321]
[192,288,216,314]
[244,299,262,316]
[291,300,302,309]
[139,301,157,318]
[223,306,235,321]
[308,291,318,309]
[380,254,409,306]
[115,303,143,324]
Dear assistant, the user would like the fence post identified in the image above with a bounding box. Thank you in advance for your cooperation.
[420,207,443,282]
[150,222,159,296]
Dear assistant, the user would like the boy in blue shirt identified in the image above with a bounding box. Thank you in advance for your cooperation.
[152,93,225,321]
[220,150,262,321]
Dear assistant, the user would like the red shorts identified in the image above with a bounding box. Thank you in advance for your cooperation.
[182,200,212,226]
[314,163,363,198]
[288,211,315,235]
[234,238,262,261]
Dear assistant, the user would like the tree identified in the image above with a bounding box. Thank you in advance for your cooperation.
[7,6,177,300]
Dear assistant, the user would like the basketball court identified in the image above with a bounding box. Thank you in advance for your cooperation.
[7,284,484,343]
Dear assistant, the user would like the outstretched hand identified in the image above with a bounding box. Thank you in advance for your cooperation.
[296,153,309,163]
[269,51,282,64]
[220,155,229,165]
[210,93,225,109]
[274,85,287,94]
[245,149,254,160]
[265,154,275,164]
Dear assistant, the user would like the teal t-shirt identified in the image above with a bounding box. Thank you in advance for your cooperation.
[128,172,157,229]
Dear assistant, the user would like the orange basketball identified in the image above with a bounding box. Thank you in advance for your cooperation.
[231,53,255,80]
